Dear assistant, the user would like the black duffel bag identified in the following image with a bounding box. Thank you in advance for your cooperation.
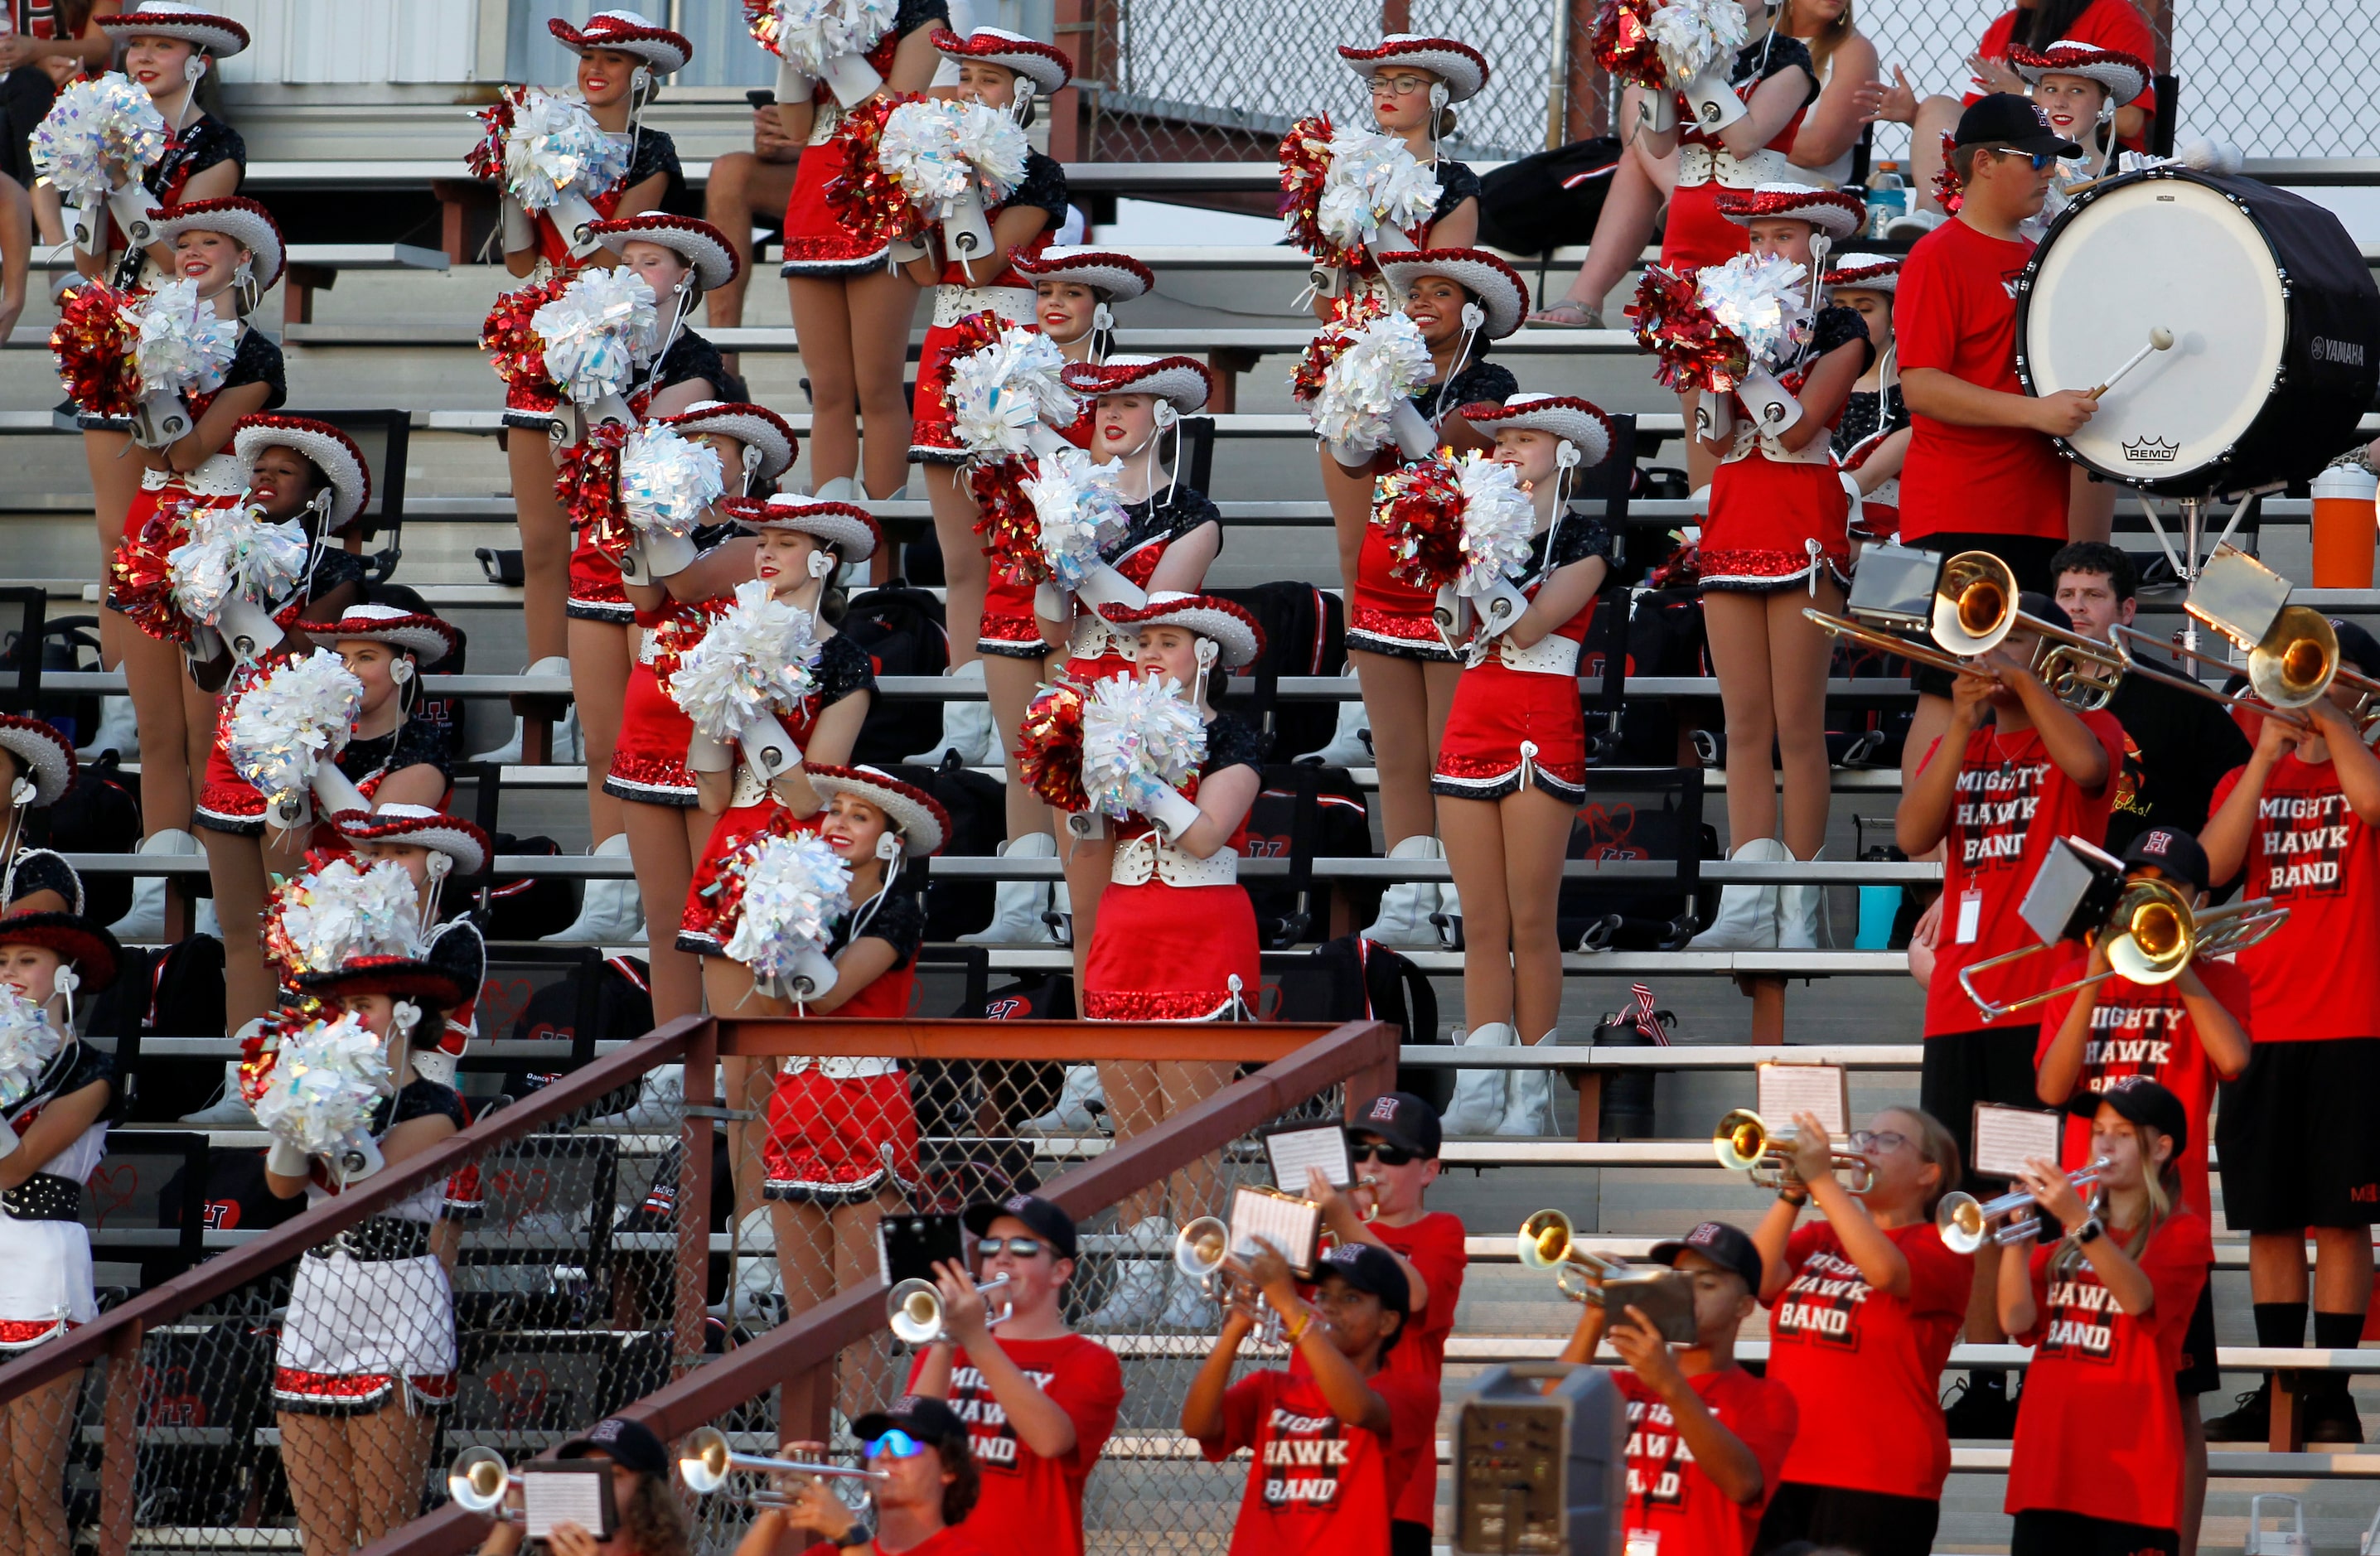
[1477,137,1624,258]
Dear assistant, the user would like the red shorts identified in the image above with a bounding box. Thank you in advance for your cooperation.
[1431,653,1590,805]
[760,1066,919,1203]
[271,1368,458,1416]
[0,1316,76,1350]
[780,132,890,277]
[503,378,564,425]
[678,797,793,952]
[568,533,631,622]
[1082,874,1260,1022]
[604,660,697,805]
[1662,178,1752,271]
[1348,515,1458,662]
[1700,454,1853,593]
[979,568,1047,658]
[1065,650,1134,684]
[193,656,273,834]
[909,317,971,463]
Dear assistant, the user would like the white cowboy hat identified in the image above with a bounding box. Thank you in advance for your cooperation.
[1715,183,1866,239]
[1376,247,1531,339]
[152,196,285,291]
[750,495,882,563]
[803,765,951,858]
[547,8,692,75]
[235,415,372,533]
[333,804,491,877]
[665,401,799,486]
[1462,392,1613,470]
[1098,591,1264,669]
[587,212,739,292]
[97,2,249,58]
[929,27,1073,97]
[323,603,457,667]
[1010,246,1155,302]
[1060,354,1214,414]
[2010,40,2150,105]
[1337,34,1489,103]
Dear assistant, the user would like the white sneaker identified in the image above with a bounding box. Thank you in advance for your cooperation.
[180,1056,257,1126]
[542,834,644,944]
[1081,1216,1173,1331]
[1294,696,1371,766]
[76,695,138,761]
[960,833,1057,945]
[109,829,197,943]
[1020,1065,1105,1135]
[591,1063,684,1128]
[904,660,993,767]
[472,656,573,764]
[1362,836,1442,949]
[1443,1022,1516,1134]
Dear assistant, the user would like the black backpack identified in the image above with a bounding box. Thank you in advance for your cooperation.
[495,954,655,1113]
[884,758,1005,940]
[480,833,578,940]
[92,934,229,1122]
[844,582,951,765]
[35,747,142,924]
[1558,795,1716,952]
[0,612,104,747]
[1212,582,1346,757]
[1477,137,1625,258]
[1240,764,1374,948]
[1270,934,1444,1111]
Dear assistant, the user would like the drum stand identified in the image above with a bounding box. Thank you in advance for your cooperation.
[2133,490,2267,655]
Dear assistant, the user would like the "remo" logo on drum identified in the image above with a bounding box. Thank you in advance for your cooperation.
[2121,437,2180,463]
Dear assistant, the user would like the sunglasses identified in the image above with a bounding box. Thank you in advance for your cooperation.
[1347,1138,1420,1167]
[1982,147,2058,170]
[976,1236,1050,1260]
[863,1429,929,1462]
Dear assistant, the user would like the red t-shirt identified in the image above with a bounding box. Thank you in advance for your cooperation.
[1894,219,2073,543]
[2032,951,2248,1219]
[2005,1210,2211,1530]
[1763,1221,1971,1499]
[2208,753,2380,1041]
[1202,1365,1439,1556]
[905,1334,1124,1556]
[1371,1213,1468,1527]
[1618,1366,1797,1556]
[1967,0,2160,123]
[1920,712,2126,1035]
[801,1529,987,1556]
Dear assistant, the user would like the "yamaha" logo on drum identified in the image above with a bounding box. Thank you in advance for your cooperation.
[2313,336,2368,367]
[2121,437,2180,463]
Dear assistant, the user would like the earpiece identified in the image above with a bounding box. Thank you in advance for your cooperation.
[426,852,452,882]
[51,966,75,998]
[807,548,838,580]
[741,443,762,476]
[1152,399,1178,431]
[1460,301,1485,332]
[307,488,332,522]
[1555,439,1582,471]
[1194,636,1220,669]
[389,657,414,684]
[1428,80,1448,111]
[393,999,422,1039]
[1091,301,1114,333]
[1012,78,1036,123]
[7,778,31,810]
[631,63,651,94]
[183,54,206,85]
[875,831,903,862]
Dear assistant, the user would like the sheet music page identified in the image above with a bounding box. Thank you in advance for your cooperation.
[1264,1124,1352,1191]
[1756,1064,1848,1135]
[523,1471,609,1540]
[1231,1186,1323,1276]
[1971,1104,2064,1181]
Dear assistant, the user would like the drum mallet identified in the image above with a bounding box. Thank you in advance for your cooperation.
[2087,327,2174,399]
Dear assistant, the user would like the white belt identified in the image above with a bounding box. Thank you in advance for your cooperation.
[809,99,844,146]
[1068,615,1120,662]
[637,632,660,667]
[1112,836,1238,888]
[142,452,244,498]
[781,1055,897,1080]
[1726,424,1837,467]
[933,285,1034,330]
[731,766,772,808]
[1497,631,1581,675]
[1677,144,1793,190]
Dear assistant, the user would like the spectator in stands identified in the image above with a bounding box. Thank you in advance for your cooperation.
[1896,596,2121,1433]
[1686,188,1870,955]
[907,1195,1125,1556]
[607,403,794,1026]
[0,872,119,1556]
[1997,1080,2208,1556]
[701,99,800,336]
[1184,1241,1435,1556]
[1429,394,1613,1134]
[1335,250,1525,952]
[476,1416,694,1556]
[2049,543,2248,852]
[1751,1108,1968,1556]
[481,12,684,766]
[2198,626,2380,1446]
[1874,0,2155,227]
[1825,254,1907,527]
[1558,1220,1799,1556]
[741,1395,985,1556]
[2032,827,2248,1555]
[0,1,119,190]
[1892,95,2097,805]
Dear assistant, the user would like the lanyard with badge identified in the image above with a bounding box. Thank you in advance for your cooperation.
[1625,1399,1690,1556]
[1957,729,2017,945]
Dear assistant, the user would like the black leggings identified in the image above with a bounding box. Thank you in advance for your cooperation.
[1753,1481,1941,1556]
[2011,1508,2181,1556]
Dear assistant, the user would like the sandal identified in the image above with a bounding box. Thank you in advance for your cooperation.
[1526,299,1603,329]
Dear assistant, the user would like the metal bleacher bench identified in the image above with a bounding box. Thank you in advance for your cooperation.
[36,243,447,324]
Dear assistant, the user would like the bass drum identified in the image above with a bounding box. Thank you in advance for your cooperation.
[2015,167,2379,496]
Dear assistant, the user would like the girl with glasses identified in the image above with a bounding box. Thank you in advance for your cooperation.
[1749,1107,1969,1556]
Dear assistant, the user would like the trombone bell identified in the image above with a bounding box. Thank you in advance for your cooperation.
[1934,551,2017,656]
[2247,606,2339,710]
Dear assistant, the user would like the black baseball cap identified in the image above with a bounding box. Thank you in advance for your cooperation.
[1954,92,2082,158]
[1313,1241,1411,1313]
[1347,1090,1443,1159]
[2122,827,2210,894]
[962,1193,1080,1261]
[2331,619,2380,679]
[851,1395,970,1454]
[1651,1220,1764,1294]
[558,1416,670,1479]
[2017,592,2073,635]
[2064,1074,2189,1155]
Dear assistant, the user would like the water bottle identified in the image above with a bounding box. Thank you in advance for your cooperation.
[1865,160,1907,239]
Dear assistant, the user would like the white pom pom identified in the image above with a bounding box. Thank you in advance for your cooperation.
[226,649,364,813]
[622,422,725,543]
[1019,447,1132,591]
[1309,309,1434,454]
[720,833,853,985]
[1647,0,1748,87]
[253,1011,390,1158]
[1315,129,1439,252]
[668,578,821,744]
[30,73,167,201]
[950,99,1029,205]
[534,267,660,406]
[1696,251,1812,370]
[272,858,424,978]
[504,87,634,213]
[127,278,238,398]
[167,502,311,627]
[950,325,1082,458]
[758,0,896,74]
[1081,673,1209,821]
[1454,452,1538,598]
[881,99,974,217]
[0,986,63,1112]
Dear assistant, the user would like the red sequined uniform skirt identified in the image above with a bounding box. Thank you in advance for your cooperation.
[568,534,631,623]
[761,1062,921,1204]
[1349,520,1458,662]
[779,134,889,277]
[677,796,795,953]
[604,659,697,805]
[1700,453,1852,593]
[979,565,1048,659]
[1430,650,1591,805]
[1082,876,1260,1021]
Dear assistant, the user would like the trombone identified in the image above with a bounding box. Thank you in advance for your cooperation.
[1711,1109,1874,1194]
[678,1425,889,1505]
[1958,875,2288,1021]
[449,1447,522,1519]
[1937,1157,2111,1254]
[886,1273,1013,1346]
[2108,545,2380,732]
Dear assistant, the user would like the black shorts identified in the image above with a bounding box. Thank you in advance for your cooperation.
[1391,1520,1432,1556]
[2215,1038,2380,1230]
[2011,1508,2178,1556]
[1754,1481,1942,1556]
[1906,532,2068,698]
[1922,1026,2044,1196]
[2174,1269,2218,1396]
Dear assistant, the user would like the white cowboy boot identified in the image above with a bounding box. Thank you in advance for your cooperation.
[109,829,196,943]
[541,833,643,944]
[904,659,993,766]
[960,833,1057,945]
[1020,1065,1105,1135]
[593,1062,684,1128]
[1689,838,1787,950]
[1777,845,1831,950]
[1081,1216,1173,1331]
[1496,1031,1559,1136]
[1362,835,1443,949]
[1442,1022,1517,1134]
[472,655,573,763]
[812,476,859,501]
[1436,861,1463,948]
[181,1022,264,1125]
[1294,695,1371,765]
[76,695,138,761]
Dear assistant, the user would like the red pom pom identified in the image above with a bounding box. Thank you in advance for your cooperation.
[239,1002,323,1106]
[50,283,141,419]
[649,598,733,689]
[1592,0,1663,88]
[108,492,198,646]
[555,420,632,558]
[481,276,570,399]
[1369,457,1467,592]
[1626,263,1749,394]
[824,93,931,248]
[969,457,1050,587]
[1291,290,1389,404]
[1017,678,1089,812]
[1932,130,1963,215]
[467,86,521,184]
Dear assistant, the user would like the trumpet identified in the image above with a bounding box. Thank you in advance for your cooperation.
[678,1425,889,1505]
[1959,875,2289,1020]
[449,1447,522,1519]
[1806,549,2127,710]
[1937,1157,2112,1254]
[1711,1109,1874,1194]
[886,1273,1013,1346]
[1174,1216,1285,1343]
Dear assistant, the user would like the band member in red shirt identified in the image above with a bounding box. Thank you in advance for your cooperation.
[2198,626,2380,1445]
[1998,1079,2211,1556]
[2033,827,2249,1544]
[1557,1220,1798,1556]
[1751,1109,1971,1556]
[1897,596,2122,1426]
[1892,94,2098,795]
[906,1196,1123,1556]
[1183,1242,1437,1556]
[737,1396,986,1556]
